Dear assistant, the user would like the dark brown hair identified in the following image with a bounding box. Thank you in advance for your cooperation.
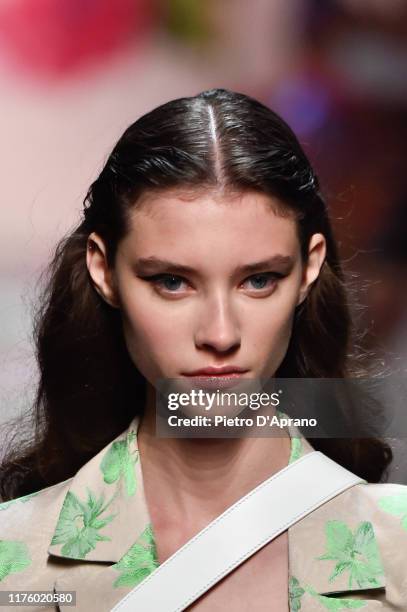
[0,88,392,501]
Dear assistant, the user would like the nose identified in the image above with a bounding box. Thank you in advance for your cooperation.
[194,293,241,354]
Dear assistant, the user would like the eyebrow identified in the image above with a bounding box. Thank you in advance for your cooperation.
[133,255,295,276]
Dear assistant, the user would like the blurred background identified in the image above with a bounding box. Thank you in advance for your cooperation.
[0,0,406,481]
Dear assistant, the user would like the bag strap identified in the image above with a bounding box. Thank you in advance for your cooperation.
[111,451,365,612]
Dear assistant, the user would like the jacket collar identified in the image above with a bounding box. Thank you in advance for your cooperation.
[48,415,149,563]
[49,413,386,602]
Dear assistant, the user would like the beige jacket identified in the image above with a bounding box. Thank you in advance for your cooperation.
[1,415,407,611]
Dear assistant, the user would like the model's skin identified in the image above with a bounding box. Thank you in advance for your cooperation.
[86,188,326,610]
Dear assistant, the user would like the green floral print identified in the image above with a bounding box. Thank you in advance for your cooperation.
[100,430,138,496]
[317,521,384,589]
[51,488,116,559]
[378,491,407,532]
[112,524,159,588]
[273,409,303,464]
[0,540,31,582]
[289,576,305,611]
[289,438,303,464]
[289,576,367,611]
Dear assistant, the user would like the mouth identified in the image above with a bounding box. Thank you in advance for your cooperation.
[181,368,250,390]
[183,366,249,377]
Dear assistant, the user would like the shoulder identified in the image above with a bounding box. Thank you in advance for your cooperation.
[0,478,72,524]
[291,477,407,536]
[339,480,407,521]
[348,480,407,546]
[305,479,407,541]
[356,480,407,503]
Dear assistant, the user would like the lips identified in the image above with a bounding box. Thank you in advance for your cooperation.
[180,367,251,392]
[183,366,249,376]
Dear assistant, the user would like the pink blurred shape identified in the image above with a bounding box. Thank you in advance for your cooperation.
[0,0,153,78]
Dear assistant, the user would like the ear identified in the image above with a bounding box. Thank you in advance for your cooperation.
[86,232,120,308]
[297,233,327,306]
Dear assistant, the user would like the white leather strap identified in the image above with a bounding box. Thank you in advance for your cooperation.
[111,451,365,612]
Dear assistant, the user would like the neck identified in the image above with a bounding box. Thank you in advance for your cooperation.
[137,384,291,529]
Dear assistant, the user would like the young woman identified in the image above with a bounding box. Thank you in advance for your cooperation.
[0,88,406,611]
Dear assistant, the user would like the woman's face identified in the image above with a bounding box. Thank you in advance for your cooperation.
[87,189,326,385]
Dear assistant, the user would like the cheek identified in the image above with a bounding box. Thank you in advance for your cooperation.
[248,304,294,350]
[256,314,295,378]
[245,283,300,371]
[118,289,188,379]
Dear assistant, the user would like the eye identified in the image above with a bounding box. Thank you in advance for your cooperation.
[142,273,189,294]
[242,272,282,292]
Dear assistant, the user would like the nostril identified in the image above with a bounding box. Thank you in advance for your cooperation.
[196,339,241,355]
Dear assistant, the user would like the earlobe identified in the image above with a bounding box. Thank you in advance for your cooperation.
[297,233,327,306]
[86,232,120,309]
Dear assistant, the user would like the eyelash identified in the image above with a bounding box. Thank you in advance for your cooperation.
[141,272,284,295]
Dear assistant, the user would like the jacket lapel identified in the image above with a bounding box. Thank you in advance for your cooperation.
[52,523,158,611]
[287,427,386,609]
[49,415,158,610]
[47,415,152,564]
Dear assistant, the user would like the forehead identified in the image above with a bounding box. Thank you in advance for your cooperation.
[119,189,299,260]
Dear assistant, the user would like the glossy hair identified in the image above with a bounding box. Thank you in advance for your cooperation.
[0,88,392,500]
